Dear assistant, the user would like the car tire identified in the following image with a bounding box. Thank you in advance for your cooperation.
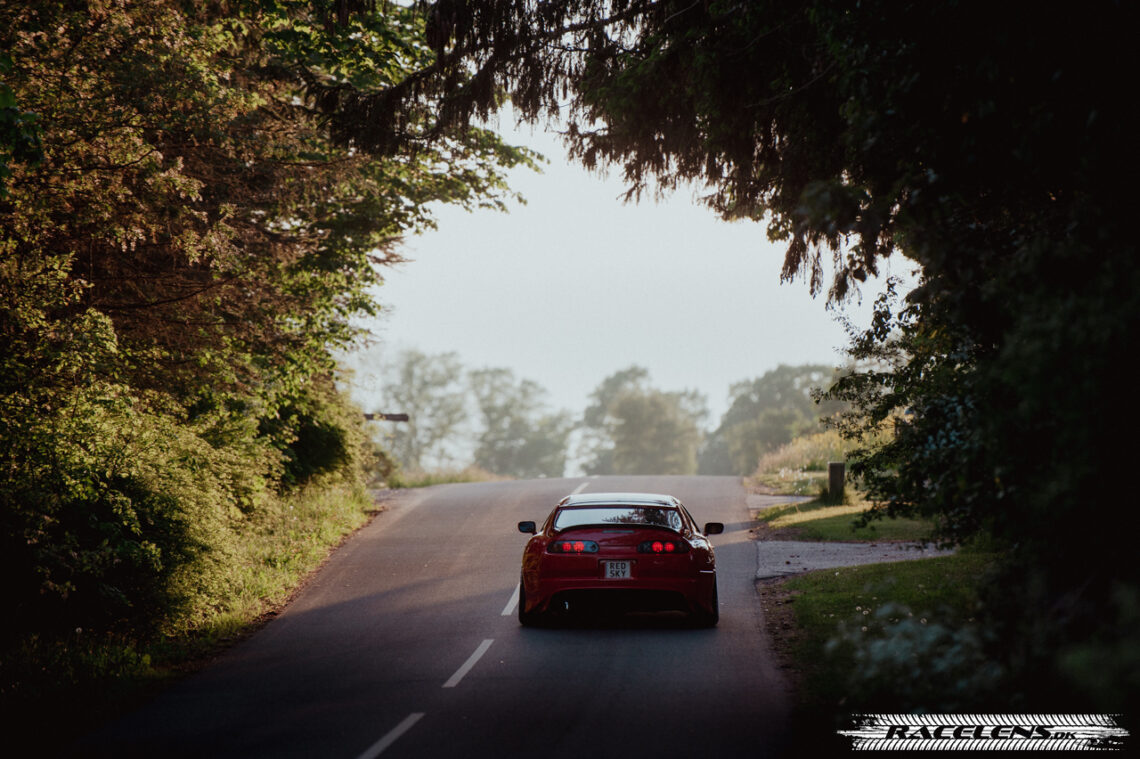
[518,575,541,627]
[692,579,719,628]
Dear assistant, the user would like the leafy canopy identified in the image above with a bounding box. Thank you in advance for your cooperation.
[348,0,1140,710]
[0,0,533,647]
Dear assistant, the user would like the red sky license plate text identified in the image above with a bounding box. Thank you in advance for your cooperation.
[603,560,631,579]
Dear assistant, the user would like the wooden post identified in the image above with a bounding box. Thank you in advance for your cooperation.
[828,461,845,501]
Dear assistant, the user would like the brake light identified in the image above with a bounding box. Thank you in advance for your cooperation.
[637,539,689,554]
[548,540,599,554]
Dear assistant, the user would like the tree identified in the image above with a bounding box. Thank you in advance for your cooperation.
[581,367,705,476]
[578,366,650,474]
[0,53,41,197]
[379,350,468,470]
[701,364,847,475]
[0,0,531,651]
[356,0,1140,710]
[469,368,573,478]
[609,389,705,475]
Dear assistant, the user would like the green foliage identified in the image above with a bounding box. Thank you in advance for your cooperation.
[752,471,828,498]
[578,366,650,474]
[469,367,573,479]
[0,632,152,719]
[1,482,376,749]
[1,256,242,642]
[701,364,847,475]
[202,484,375,631]
[377,349,468,470]
[0,52,42,197]
[1057,583,1140,713]
[351,350,575,481]
[609,389,704,475]
[756,427,862,476]
[784,553,997,714]
[826,602,1004,713]
[260,376,372,490]
[0,0,531,710]
[403,0,1140,709]
[804,512,931,543]
[758,497,932,541]
[750,427,870,496]
[387,466,502,489]
[579,366,706,476]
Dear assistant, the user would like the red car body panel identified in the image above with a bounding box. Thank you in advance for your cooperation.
[518,493,720,625]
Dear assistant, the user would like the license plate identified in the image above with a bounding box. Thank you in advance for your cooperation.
[603,560,632,579]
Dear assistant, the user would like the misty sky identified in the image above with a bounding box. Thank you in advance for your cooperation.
[343,118,916,425]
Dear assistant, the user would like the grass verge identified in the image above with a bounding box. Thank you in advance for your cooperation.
[759,545,1004,751]
[387,466,505,488]
[756,497,936,542]
[160,483,379,657]
[752,471,1002,745]
[5,482,381,753]
[777,552,995,704]
[749,469,829,496]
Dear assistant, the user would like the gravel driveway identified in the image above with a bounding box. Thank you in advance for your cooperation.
[747,493,956,579]
[755,539,956,579]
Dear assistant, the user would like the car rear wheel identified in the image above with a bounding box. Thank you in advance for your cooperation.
[518,575,542,627]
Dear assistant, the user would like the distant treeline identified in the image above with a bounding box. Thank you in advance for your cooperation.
[361,349,847,479]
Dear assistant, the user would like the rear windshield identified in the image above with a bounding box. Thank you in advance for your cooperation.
[553,506,683,532]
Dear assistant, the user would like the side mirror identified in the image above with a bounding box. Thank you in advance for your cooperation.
[703,522,724,535]
[518,521,537,534]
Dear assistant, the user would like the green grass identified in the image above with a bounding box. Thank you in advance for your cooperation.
[790,510,934,542]
[6,482,379,752]
[757,497,936,542]
[778,552,997,711]
[752,471,1003,723]
[750,469,829,496]
[387,466,504,488]
[754,427,862,475]
[167,484,377,649]
[757,498,861,524]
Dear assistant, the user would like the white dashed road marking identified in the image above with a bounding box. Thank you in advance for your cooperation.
[442,639,494,689]
[501,584,520,616]
[355,712,425,759]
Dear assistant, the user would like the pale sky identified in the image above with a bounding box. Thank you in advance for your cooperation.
[343,118,916,427]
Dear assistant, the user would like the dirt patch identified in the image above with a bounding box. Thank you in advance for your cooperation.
[756,577,804,686]
[751,518,811,542]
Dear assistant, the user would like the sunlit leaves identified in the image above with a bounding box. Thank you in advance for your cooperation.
[0,0,534,646]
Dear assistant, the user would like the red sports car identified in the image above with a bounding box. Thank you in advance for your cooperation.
[516,492,723,626]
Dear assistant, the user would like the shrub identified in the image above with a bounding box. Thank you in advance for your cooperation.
[754,427,860,475]
[826,602,1005,713]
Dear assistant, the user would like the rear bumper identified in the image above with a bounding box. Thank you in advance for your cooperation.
[524,569,717,615]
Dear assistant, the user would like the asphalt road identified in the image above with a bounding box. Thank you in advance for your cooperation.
[74,475,793,758]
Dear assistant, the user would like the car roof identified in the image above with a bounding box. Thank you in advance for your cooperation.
[557,492,681,509]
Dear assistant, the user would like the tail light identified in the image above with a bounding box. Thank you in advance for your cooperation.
[637,539,689,554]
[548,540,599,554]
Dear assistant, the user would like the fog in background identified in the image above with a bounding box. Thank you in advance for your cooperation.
[343,117,916,430]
